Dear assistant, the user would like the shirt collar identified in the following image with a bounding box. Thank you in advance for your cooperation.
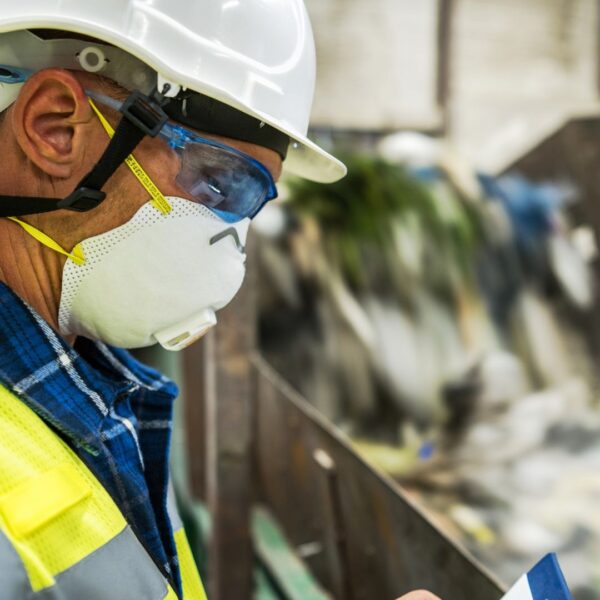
[0,282,176,453]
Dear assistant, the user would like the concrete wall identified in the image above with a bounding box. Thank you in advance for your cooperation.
[450,0,599,172]
[305,0,441,131]
[306,0,599,171]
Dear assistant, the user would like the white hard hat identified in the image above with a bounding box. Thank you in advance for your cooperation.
[0,0,346,183]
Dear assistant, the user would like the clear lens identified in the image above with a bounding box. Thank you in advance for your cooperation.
[175,142,273,222]
[176,142,270,221]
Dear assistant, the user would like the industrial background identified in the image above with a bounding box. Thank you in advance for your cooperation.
[142,2,600,599]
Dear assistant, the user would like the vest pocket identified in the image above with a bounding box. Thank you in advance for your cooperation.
[0,463,91,538]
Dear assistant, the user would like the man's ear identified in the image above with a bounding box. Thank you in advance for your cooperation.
[10,68,93,179]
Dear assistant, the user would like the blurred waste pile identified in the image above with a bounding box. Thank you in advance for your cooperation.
[254,133,600,599]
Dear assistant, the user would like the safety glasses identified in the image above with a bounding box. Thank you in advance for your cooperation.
[86,90,278,222]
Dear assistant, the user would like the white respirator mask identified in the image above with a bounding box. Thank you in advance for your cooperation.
[59,197,249,350]
[12,198,249,350]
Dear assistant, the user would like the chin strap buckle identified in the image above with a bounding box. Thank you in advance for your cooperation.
[57,187,106,212]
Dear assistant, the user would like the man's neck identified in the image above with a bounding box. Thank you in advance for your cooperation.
[0,218,73,343]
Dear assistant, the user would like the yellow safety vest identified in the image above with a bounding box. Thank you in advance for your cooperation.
[0,384,207,599]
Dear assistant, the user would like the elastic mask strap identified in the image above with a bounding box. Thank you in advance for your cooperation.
[7,217,85,265]
[88,99,172,215]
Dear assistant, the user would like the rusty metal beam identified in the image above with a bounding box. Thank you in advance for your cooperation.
[205,235,257,600]
[253,355,505,600]
[183,339,207,500]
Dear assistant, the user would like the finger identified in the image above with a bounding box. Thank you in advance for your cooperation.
[396,591,442,600]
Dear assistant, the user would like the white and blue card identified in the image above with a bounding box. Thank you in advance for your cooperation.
[501,554,572,600]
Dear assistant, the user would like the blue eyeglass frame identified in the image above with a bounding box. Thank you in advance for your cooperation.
[159,119,279,218]
[86,90,279,220]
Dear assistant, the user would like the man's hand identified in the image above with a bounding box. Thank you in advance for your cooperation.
[396,592,441,600]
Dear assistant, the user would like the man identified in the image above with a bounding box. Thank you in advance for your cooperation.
[0,2,439,599]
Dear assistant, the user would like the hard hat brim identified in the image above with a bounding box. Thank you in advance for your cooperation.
[164,79,347,184]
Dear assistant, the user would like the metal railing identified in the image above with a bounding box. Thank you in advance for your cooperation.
[180,237,505,599]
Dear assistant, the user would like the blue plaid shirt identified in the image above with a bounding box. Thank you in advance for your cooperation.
[0,283,182,595]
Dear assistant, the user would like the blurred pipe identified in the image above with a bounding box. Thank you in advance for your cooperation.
[206,233,257,600]
[437,0,455,135]
[597,0,600,95]
[314,448,354,600]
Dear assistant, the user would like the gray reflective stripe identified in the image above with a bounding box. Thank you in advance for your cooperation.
[167,479,183,532]
[0,529,31,599]
[31,526,170,600]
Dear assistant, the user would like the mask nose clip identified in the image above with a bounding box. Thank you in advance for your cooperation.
[210,227,246,253]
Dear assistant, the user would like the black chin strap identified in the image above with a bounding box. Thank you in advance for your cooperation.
[0,90,169,217]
